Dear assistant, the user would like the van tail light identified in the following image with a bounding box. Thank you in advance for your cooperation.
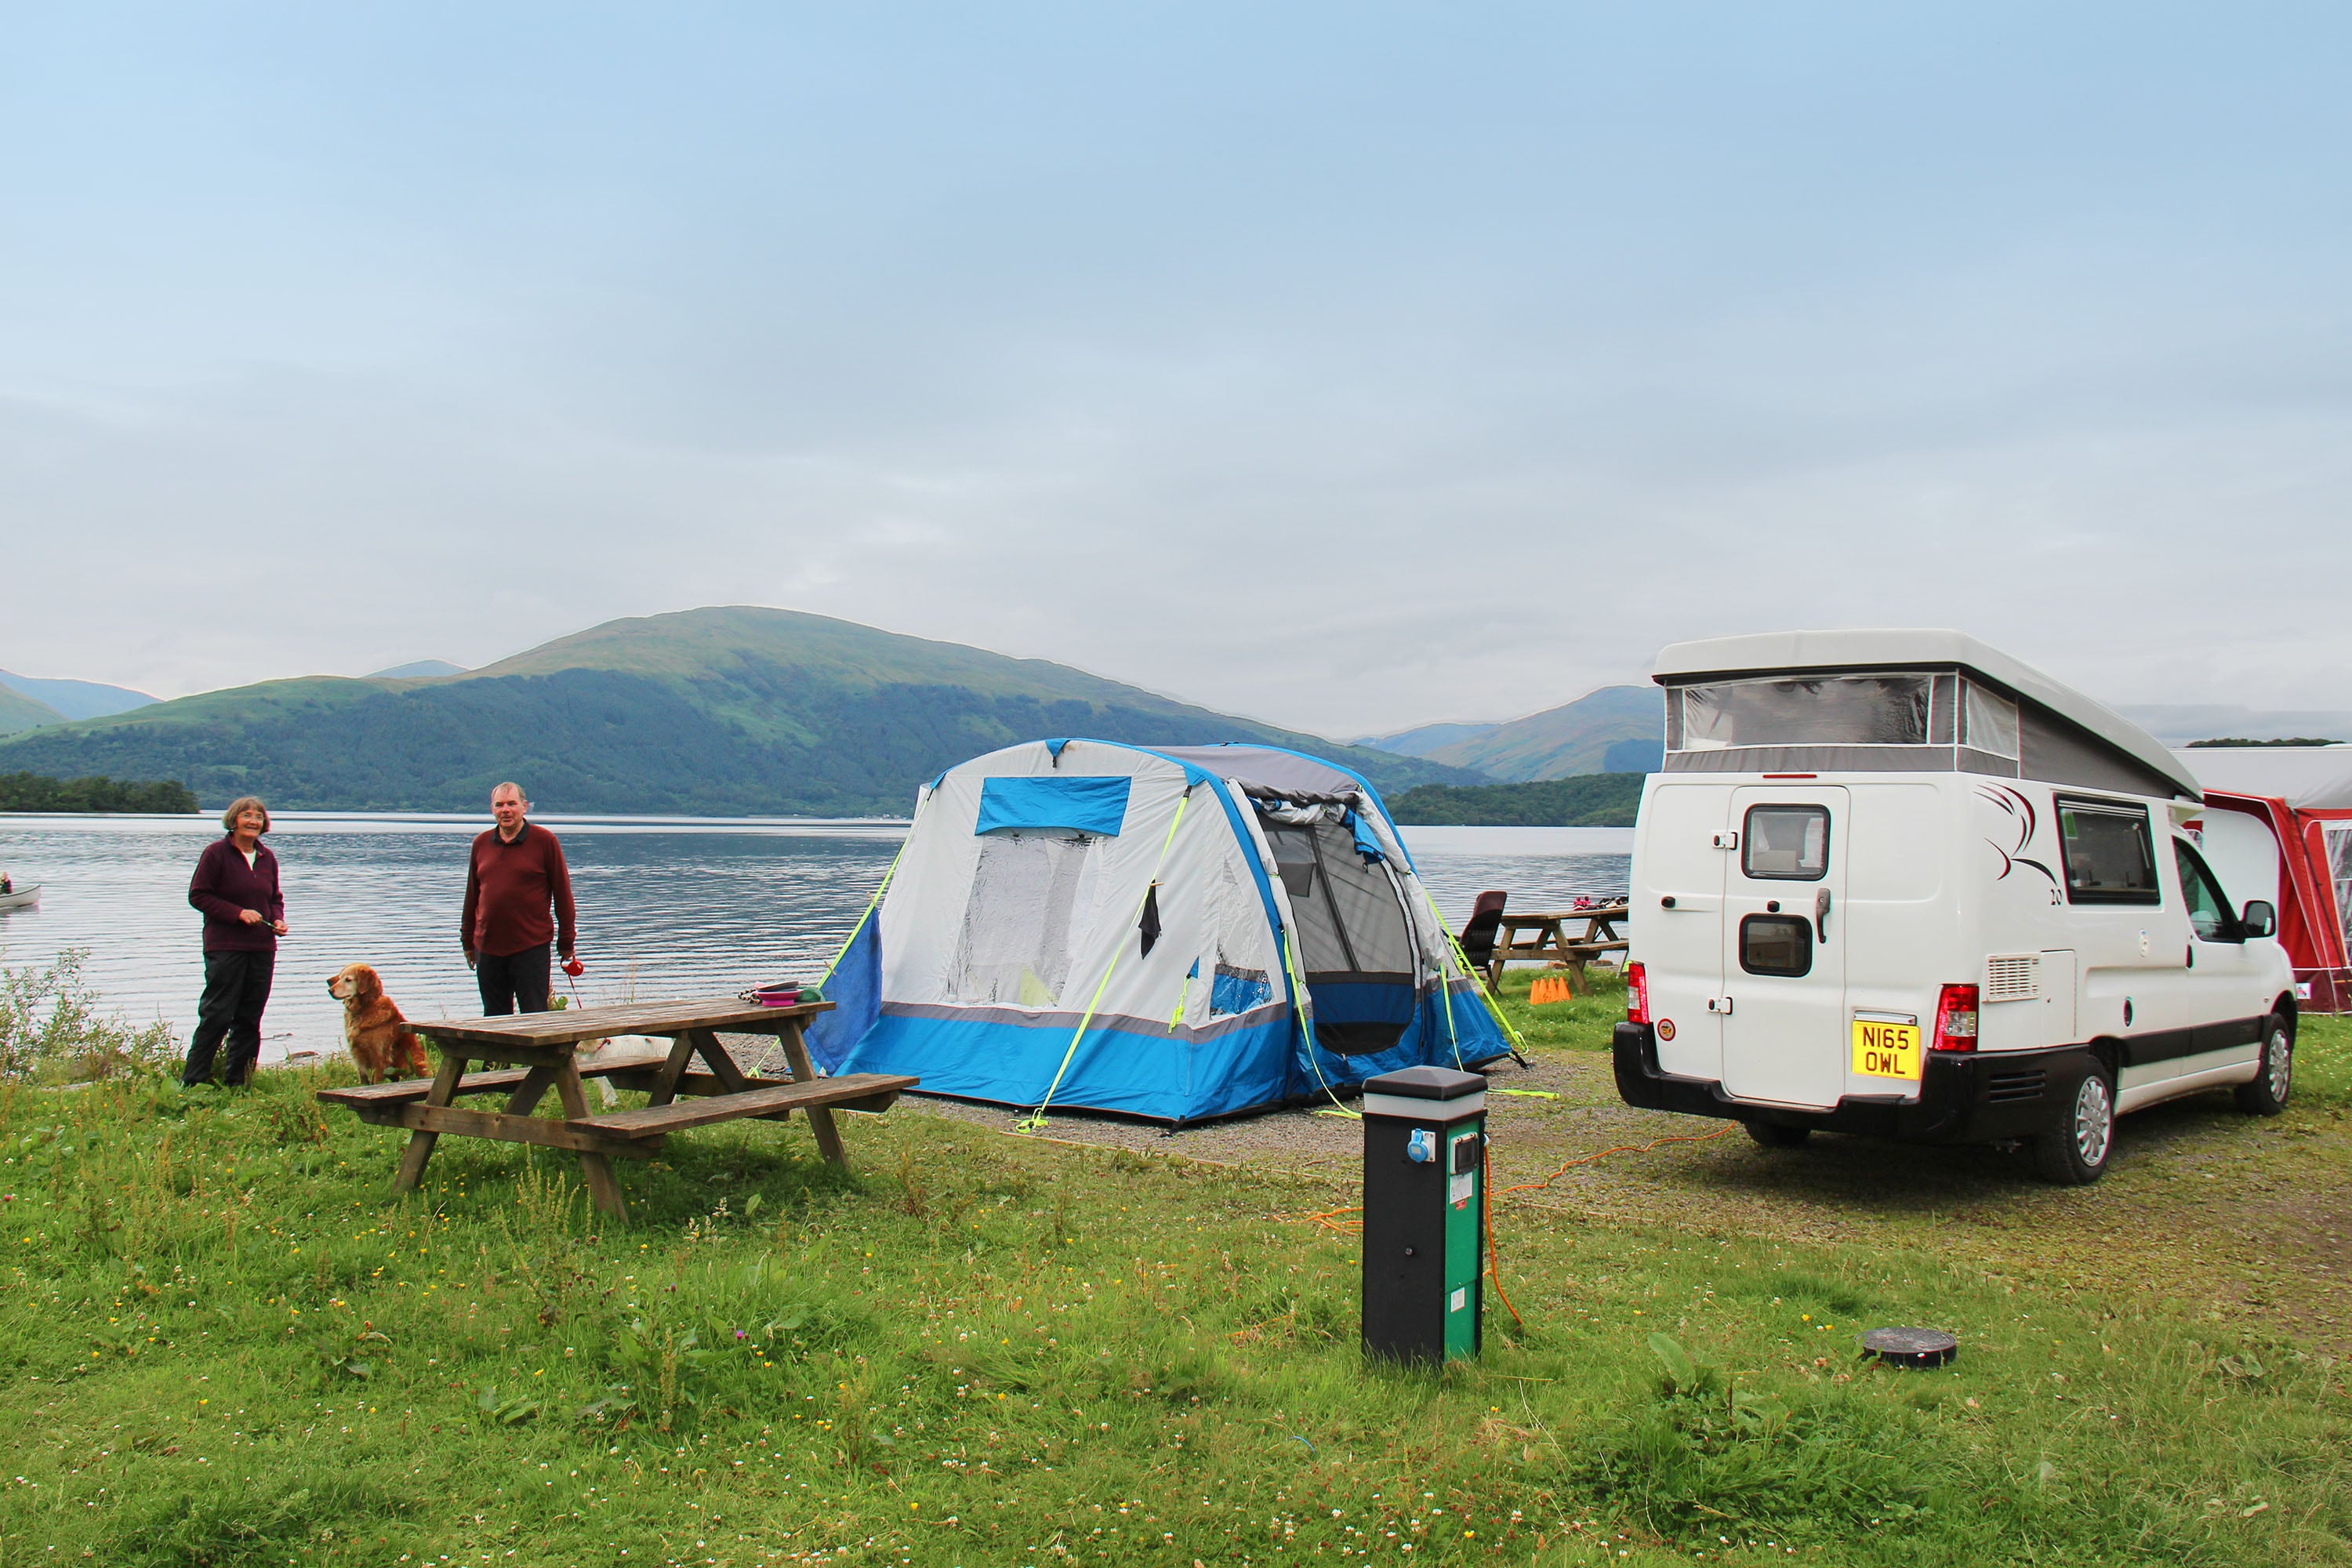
[1626,961,1651,1026]
[1932,983,1979,1051]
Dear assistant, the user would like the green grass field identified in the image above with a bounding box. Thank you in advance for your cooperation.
[2,978,2347,1566]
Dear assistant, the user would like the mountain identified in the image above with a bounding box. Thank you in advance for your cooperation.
[368,659,468,679]
[0,606,1480,815]
[1389,773,1645,827]
[1354,719,1504,758]
[0,670,153,724]
[0,685,65,737]
[1417,684,1665,781]
[2118,704,2352,746]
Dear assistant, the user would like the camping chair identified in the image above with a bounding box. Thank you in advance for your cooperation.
[1456,891,1508,989]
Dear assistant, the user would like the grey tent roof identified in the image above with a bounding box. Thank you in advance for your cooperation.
[1152,745,1376,801]
[1652,629,2201,800]
[2174,746,2352,811]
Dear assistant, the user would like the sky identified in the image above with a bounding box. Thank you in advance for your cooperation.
[5,4,2350,738]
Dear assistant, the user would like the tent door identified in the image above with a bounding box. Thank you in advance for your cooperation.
[1265,818,1419,1055]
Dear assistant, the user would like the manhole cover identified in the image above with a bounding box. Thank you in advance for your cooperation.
[1860,1327,1958,1368]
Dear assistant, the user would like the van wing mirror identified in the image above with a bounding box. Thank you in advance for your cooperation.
[2241,899,2278,938]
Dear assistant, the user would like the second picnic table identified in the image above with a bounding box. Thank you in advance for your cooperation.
[1486,902,1632,994]
[318,997,915,1220]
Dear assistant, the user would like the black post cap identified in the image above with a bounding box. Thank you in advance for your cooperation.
[1361,1066,1487,1101]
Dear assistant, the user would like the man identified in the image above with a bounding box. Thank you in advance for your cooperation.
[459,782,576,1015]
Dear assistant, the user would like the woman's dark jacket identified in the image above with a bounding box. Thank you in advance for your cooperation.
[188,838,284,953]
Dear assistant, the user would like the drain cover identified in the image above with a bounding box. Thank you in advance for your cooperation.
[1861,1327,1958,1368]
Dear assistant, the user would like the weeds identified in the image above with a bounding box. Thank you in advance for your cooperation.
[0,947,177,1083]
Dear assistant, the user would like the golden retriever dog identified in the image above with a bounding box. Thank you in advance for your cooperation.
[325,963,430,1083]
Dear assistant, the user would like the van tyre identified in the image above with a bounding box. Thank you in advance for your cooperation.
[1744,1120,1811,1149]
[2234,1018,2293,1116]
[2034,1062,2114,1185]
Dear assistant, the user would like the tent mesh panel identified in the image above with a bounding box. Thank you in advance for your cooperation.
[953,830,1097,1006]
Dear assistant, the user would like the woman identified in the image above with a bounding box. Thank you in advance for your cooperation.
[183,797,288,1087]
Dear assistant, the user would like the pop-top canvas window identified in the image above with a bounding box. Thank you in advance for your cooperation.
[1961,682,2020,758]
[953,830,1098,1006]
[2056,799,2159,906]
[1742,804,1830,880]
[1678,675,1932,750]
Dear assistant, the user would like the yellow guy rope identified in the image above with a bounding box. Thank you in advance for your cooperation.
[1018,786,1192,1131]
[1284,924,1359,1119]
[1421,884,1526,1057]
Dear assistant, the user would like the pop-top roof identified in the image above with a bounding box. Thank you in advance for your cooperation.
[2174,745,2352,811]
[1652,629,2201,799]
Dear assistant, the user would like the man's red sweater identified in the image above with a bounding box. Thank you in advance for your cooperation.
[460,822,577,959]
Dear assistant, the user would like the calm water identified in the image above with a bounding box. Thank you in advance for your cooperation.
[0,814,1628,1060]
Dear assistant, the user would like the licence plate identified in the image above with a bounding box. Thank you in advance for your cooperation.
[1850,1019,1922,1081]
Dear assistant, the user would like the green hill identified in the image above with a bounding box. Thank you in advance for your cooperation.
[0,607,1479,815]
[0,685,65,738]
[1420,684,1664,780]
[1388,773,1646,827]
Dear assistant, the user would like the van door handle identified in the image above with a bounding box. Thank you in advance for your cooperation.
[1705,995,1734,1014]
[1815,888,1831,938]
[2186,944,2194,968]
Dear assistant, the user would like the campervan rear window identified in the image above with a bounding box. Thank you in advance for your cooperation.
[1678,675,1932,750]
[1743,804,1830,880]
[2056,799,2159,906]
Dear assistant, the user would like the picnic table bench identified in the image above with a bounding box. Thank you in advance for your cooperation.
[1486,902,1631,995]
[318,997,914,1220]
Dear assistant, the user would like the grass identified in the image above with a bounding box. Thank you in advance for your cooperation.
[0,975,2347,1566]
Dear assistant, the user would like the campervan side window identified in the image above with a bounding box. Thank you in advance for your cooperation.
[1678,675,1932,750]
[1742,804,1830,880]
[2056,799,2159,906]
[2172,840,2238,941]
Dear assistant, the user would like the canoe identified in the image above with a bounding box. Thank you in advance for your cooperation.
[0,885,40,912]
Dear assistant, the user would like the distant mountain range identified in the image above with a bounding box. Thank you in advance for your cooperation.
[368,659,469,679]
[0,669,157,731]
[0,607,1479,815]
[1359,685,1665,781]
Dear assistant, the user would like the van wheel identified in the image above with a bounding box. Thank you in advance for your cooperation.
[2234,1018,2292,1116]
[2033,1064,2114,1185]
[1744,1120,1810,1149]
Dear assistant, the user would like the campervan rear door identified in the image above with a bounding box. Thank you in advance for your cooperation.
[1720,787,1850,1109]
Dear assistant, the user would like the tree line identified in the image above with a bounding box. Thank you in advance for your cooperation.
[0,771,198,814]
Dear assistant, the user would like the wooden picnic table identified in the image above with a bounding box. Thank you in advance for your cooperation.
[1486,902,1631,995]
[317,997,914,1221]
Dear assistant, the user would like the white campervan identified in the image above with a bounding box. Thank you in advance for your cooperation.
[1613,630,2297,1184]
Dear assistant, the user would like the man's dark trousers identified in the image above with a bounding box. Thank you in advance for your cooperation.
[477,942,552,1016]
[183,949,274,1087]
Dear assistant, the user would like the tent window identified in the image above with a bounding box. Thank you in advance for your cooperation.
[1210,965,1272,1016]
[2327,824,2352,956]
[953,829,1097,1007]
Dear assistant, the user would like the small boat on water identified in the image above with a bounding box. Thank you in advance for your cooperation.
[0,884,40,913]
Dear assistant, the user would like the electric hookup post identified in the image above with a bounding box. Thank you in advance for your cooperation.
[1360,1066,1486,1365]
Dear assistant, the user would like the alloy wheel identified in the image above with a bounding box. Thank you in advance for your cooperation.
[2073,1073,2113,1169]
[2268,1028,2293,1102]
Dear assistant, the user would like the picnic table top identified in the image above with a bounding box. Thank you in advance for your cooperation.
[1502,902,1629,922]
[406,996,833,1048]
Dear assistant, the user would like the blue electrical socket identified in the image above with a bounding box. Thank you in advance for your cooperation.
[1406,1129,1437,1163]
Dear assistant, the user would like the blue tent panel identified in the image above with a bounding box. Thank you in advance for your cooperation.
[840,1006,1297,1122]
[804,909,882,1073]
[975,775,1132,837]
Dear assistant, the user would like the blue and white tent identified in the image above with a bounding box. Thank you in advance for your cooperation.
[805,739,1516,1124]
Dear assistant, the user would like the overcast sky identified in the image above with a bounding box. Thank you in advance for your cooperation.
[5,5,2350,736]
